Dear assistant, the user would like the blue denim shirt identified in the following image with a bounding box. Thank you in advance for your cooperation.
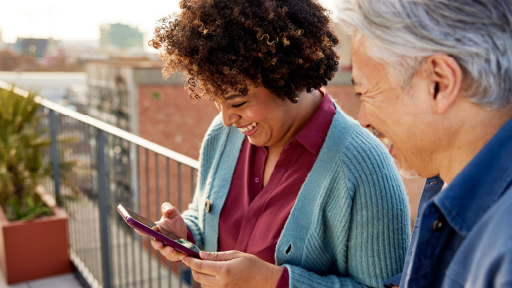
[398,117,512,288]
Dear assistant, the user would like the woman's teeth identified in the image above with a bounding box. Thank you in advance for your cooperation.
[240,122,258,132]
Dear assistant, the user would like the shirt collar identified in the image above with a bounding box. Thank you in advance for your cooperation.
[418,175,445,216]
[293,88,336,155]
[434,116,512,236]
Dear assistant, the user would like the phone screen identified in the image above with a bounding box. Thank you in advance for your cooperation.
[123,206,200,255]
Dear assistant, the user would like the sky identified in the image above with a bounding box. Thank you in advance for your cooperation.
[0,0,339,50]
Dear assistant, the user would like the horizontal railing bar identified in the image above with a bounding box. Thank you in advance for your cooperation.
[0,80,199,170]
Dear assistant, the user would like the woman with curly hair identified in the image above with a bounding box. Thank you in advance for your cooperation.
[144,0,410,287]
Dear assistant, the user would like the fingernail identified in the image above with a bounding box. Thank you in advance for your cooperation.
[182,257,189,264]
[200,251,208,259]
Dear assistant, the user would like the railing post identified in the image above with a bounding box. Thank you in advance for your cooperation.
[97,130,113,288]
[48,110,61,205]
[178,163,183,288]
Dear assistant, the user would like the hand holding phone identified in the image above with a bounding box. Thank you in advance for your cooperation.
[146,230,187,262]
[148,202,188,235]
[138,225,187,261]
[147,203,191,261]
[118,204,201,259]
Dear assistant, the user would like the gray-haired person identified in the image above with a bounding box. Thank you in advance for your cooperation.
[337,0,512,287]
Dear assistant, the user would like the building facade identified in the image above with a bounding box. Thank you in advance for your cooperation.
[14,38,50,58]
[100,23,144,49]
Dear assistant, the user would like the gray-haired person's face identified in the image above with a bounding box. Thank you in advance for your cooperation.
[352,32,434,178]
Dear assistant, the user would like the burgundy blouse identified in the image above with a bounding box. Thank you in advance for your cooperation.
[217,89,336,287]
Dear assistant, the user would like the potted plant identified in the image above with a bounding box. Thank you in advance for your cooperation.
[0,86,73,284]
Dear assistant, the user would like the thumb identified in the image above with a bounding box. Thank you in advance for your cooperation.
[200,251,240,262]
[161,202,179,218]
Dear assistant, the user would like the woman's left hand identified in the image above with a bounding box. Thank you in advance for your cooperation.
[182,251,284,288]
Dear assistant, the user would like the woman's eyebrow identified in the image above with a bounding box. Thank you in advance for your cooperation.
[225,94,245,101]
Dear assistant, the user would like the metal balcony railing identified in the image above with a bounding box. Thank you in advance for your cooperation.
[0,80,199,288]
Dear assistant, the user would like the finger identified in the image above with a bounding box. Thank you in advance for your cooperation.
[190,269,217,286]
[161,202,177,218]
[182,257,220,276]
[200,250,241,262]
[159,244,175,256]
[134,229,146,236]
[158,245,187,261]
[151,238,164,250]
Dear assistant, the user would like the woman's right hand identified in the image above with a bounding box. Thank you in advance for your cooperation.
[135,202,189,262]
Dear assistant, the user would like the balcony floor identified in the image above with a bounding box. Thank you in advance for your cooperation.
[0,271,82,288]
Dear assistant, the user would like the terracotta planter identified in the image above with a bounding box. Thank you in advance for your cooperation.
[0,186,72,284]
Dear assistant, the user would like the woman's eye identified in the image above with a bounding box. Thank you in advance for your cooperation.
[232,102,246,108]
[355,93,362,98]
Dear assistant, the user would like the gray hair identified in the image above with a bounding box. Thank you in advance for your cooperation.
[337,0,512,109]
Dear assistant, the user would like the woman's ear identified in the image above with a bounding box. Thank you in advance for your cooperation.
[424,54,463,115]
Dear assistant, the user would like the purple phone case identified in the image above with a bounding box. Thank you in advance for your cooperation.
[117,205,201,259]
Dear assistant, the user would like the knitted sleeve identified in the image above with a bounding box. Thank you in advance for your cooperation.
[285,129,410,288]
[181,114,224,250]
[182,183,204,249]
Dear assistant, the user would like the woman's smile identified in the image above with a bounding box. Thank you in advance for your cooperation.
[237,122,260,136]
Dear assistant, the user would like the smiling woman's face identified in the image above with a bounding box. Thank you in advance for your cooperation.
[214,86,304,149]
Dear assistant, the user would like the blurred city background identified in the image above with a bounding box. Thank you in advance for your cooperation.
[0,1,424,287]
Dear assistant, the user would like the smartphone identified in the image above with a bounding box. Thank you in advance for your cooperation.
[117,204,201,259]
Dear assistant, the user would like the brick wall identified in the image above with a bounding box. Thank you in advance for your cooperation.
[138,85,220,160]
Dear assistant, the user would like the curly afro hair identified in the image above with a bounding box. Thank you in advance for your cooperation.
[150,0,340,103]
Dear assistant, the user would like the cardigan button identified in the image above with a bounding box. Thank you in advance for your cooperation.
[205,199,212,212]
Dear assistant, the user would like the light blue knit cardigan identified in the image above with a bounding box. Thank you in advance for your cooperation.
[182,103,410,288]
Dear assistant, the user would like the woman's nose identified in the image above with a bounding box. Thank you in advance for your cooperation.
[220,107,241,127]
